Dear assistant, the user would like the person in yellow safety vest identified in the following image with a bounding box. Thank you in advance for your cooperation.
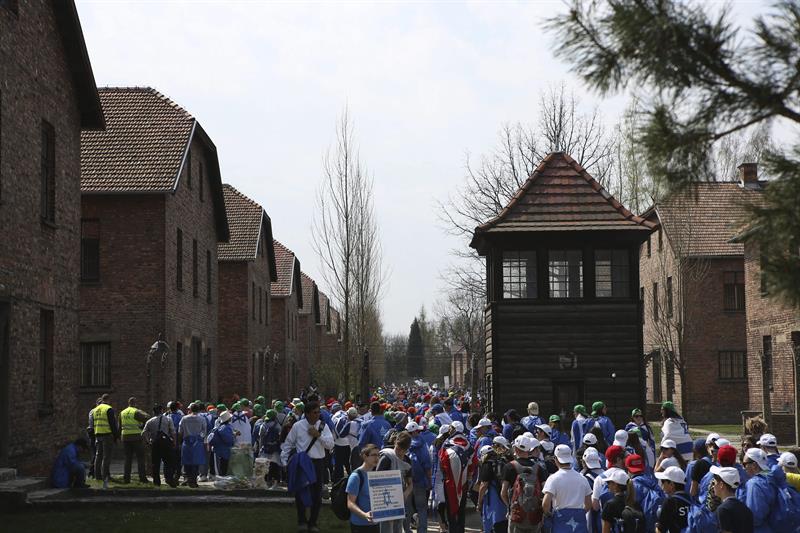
[119,397,150,484]
[90,393,120,485]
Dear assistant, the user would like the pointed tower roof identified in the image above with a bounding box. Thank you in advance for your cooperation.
[470,152,655,251]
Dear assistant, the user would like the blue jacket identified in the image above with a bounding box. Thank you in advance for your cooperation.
[50,443,84,488]
[420,428,436,448]
[358,415,391,449]
[593,416,615,447]
[550,428,571,449]
[571,417,592,448]
[409,436,432,489]
[287,450,317,507]
[448,408,464,424]
[522,415,543,433]
[320,409,335,432]
[211,424,235,460]
[745,469,781,533]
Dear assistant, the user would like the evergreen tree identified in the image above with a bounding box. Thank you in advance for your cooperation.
[548,0,800,307]
[406,318,424,378]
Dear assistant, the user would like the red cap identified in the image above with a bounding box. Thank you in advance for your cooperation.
[625,454,645,474]
[717,444,737,467]
[605,445,625,466]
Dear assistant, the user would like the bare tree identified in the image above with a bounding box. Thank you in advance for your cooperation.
[435,280,486,397]
[313,108,385,398]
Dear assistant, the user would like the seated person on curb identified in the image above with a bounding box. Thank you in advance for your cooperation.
[51,438,90,489]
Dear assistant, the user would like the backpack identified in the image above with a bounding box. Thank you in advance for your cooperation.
[331,469,365,521]
[334,416,351,440]
[508,460,543,526]
[618,504,646,533]
[259,421,280,455]
[633,475,665,533]
[510,422,525,440]
[770,484,800,533]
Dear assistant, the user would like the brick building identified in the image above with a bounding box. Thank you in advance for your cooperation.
[217,184,277,401]
[450,345,468,388]
[0,0,104,472]
[80,88,229,415]
[269,240,303,399]
[298,272,321,390]
[640,180,755,423]
[733,164,800,439]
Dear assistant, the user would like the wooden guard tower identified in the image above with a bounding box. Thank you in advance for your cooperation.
[470,152,656,426]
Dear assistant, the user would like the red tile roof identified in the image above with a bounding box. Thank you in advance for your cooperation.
[81,87,194,192]
[271,240,301,305]
[472,152,655,243]
[219,185,263,261]
[317,292,330,328]
[655,182,759,257]
[300,272,320,320]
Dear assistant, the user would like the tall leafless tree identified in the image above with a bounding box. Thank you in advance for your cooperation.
[313,108,386,398]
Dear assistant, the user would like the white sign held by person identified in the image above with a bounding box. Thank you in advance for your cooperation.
[368,470,405,523]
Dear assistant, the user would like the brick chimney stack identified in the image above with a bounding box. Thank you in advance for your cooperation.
[738,162,758,188]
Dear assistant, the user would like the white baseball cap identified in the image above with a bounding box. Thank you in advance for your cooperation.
[522,432,535,439]
[613,429,629,447]
[778,452,798,468]
[438,424,451,436]
[540,440,554,453]
[660,439,676,450]
[710,465,741,488]
[535,424,552,436]
[758,433,778,447]
[405,421,421,433]
[655,466,686,485]
[514,435,537,452]
[451,421,465,434]
[492,436,510,449]
[476,418,492,428]
[582,448,602,469]
[715,438,731,448]
[554,444,573,464]
[705,433,720,445]
[660,457,679,470]
[478,445,492,458]
[605,467,629,486]
[745,448,769,470]
[583,433,598,445]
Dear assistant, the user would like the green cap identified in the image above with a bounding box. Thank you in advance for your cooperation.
[591,401,605,412]
[661,401,675,411]
[232,402,242,411]
[265,409,277,420]
[255,396,266,404]
[628,427,642,436]
[574,404,588,416]
[253,404,266,418]
[240,398,250,406]
[294,402,304,412]
[631,408,643,417]
[549,415,561,423]
[384,411,394,421]
[429,423,440,435]
[216,403,227,411]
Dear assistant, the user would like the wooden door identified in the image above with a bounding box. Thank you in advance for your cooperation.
[552,380,584,430]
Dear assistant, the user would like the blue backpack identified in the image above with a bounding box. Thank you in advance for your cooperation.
[633,475,665,533]
[334,416,351,440]
[769,484,800,533]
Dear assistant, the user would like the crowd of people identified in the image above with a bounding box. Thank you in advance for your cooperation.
[49,386,800,533]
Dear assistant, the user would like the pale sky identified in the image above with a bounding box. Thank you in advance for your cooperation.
[76,0,768,336]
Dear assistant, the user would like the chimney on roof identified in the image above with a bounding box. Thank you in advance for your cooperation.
[738,162,758,188]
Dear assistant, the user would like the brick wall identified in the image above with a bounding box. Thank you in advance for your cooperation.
[640,228,748,423]
[79,194,165,418]
[217,244,272,401]
[269,295,300,400]
[163,135,222,404]
[743,241,800,425]
[0,1,85,473]
[298,313,316,391]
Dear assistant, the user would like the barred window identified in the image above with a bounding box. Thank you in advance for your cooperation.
[40,121,55,223]
[595,249,630,297]
[723,271,745,311]
[718,351,746,381]
[502,251,537,299]
[653,282,659,321]
[80,343,110,387]
[549,250,583,298]
[666,277,673,317]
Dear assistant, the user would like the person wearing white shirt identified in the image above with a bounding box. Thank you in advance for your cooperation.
[281,401,334,533]
[543,444,591,533]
